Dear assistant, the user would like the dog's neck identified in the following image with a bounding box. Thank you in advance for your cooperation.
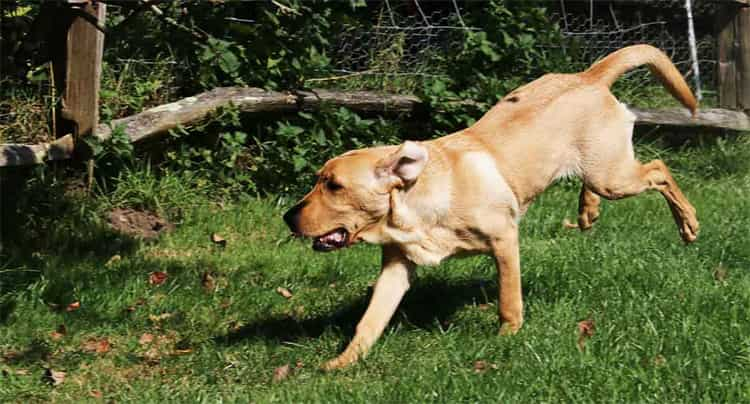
[368,159,456,265]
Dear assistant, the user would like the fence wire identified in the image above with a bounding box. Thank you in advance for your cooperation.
[321,0,715,100]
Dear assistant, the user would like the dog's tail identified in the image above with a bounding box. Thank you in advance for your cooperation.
[582,44,697,116]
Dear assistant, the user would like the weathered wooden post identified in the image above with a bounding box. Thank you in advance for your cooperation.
[47,0,105,190]
[717,0,750,113]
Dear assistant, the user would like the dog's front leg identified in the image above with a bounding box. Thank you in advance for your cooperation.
[492,225,523,335]
[322,245,415,371]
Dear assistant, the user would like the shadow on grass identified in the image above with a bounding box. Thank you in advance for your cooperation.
[215,277,502,345]
[0,165,141,322]
[0,339,53,366]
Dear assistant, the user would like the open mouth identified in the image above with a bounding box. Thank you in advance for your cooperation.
[312,228,349,252]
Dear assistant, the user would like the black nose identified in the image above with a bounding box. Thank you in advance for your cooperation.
[283,201,307,234]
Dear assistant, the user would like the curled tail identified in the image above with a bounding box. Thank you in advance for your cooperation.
[582,44,697,115]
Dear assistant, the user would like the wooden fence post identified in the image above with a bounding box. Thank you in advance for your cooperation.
[717,0,750,113]
[49,0,106,158]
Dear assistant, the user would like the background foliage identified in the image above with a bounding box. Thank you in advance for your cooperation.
[1,0,572,198]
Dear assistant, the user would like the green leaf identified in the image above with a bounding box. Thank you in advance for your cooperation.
[219,50,240,74]
[267,56,282,69]
[292,155,307,172]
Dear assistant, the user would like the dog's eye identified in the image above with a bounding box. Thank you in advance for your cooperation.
[326,180,343,192]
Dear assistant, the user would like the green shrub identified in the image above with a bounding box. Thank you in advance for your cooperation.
[3,1,577,200]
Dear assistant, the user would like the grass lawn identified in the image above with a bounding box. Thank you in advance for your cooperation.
[2,135,750,403]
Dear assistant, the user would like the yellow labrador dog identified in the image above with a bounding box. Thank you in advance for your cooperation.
[283,44,699,370]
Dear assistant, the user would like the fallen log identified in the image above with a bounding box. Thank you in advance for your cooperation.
[629,107,750,131]
[0,134,75,167]
[96,87,748,145]
[93,87,423,142]
[2,87,749,167]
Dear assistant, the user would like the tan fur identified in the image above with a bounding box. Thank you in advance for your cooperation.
[284,45,699,370]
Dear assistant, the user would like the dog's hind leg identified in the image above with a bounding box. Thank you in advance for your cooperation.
[564,185,601,231]
[586,159,699,243]
[492,224,523,335]
[321,245,415,371]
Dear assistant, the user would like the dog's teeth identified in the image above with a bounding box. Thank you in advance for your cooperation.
[322,231,344,243]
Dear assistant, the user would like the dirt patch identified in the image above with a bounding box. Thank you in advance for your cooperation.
[108,208,174,240]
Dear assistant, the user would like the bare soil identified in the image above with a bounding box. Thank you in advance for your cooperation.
[107,208,174,240]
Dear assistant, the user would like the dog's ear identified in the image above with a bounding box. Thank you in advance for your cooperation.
[376,141,428,188]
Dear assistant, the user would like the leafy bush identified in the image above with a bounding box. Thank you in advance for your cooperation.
[127,0,571,197]
[419,0,572,132]
[156,105,404,196]
[2,0,574,199]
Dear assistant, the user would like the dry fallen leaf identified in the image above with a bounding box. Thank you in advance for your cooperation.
[148,313,173,323]
[272,364,291,382]
[472,360,497,373]
[478,303,491,311]
[81,338,111,354]
[653,354,667,367]
[149,271,168,286]
[139,333,155,346]
[577,319,595,351]
[65,301,81,312]
[276,287,293,299]
[96,340,111,354]
[201,271,216,293]
[211,233,227,247]
[44,368,66,386]
[90,390,103,399]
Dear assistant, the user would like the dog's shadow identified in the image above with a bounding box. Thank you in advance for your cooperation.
[215,277,500,346]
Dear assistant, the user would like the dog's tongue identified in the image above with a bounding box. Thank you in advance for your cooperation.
[313,229,348,252]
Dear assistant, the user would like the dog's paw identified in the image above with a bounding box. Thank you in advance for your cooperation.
[498,321,522,336]
[563,210,599,232]
[578,209,600,231]
[680,216,699,244]
[320,355,356,371]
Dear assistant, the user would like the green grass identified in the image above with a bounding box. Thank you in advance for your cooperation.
[2,136,750,403]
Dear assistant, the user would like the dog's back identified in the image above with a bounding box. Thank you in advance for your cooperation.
[435,45,697,207]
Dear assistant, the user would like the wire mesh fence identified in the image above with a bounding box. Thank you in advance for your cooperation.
[328,2,469,78]
[552,0,715,100]
[320,0,716,101]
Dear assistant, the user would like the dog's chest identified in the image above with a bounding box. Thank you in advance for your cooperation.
[384,223,492,266]
[383,152,520,266]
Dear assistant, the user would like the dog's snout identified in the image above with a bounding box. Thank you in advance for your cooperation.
[283,201,308,234]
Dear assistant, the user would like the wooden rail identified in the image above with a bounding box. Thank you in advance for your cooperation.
[3,87,748,167]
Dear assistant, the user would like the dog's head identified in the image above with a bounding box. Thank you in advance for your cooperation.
[283,141,428,251]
